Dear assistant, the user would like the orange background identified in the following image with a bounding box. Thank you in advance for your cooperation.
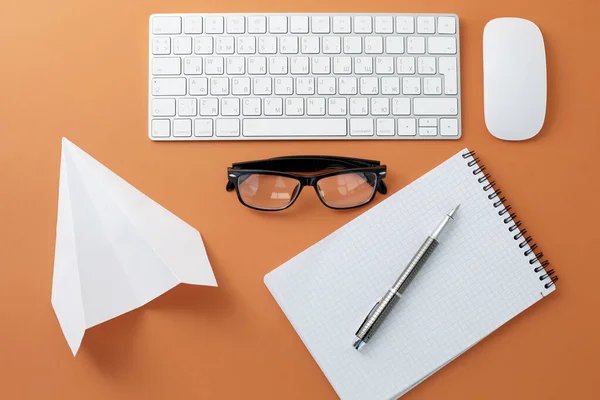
[1,0,599,399]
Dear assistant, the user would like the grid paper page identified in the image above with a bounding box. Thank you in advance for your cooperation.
[264,149,555,400]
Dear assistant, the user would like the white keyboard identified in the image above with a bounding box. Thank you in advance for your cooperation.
[149,13,461,140]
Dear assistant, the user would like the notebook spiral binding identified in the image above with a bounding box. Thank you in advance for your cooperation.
[462,151,558,289]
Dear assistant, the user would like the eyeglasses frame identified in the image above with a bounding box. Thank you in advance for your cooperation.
[226,155,387,211]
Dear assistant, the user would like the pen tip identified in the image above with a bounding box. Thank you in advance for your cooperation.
[448,204,460,218]
[353,338,366,350]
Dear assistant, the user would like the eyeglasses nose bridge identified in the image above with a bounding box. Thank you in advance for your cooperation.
[303,176,317,187]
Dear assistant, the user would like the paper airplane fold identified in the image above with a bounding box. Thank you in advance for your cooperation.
[52,138,217,355]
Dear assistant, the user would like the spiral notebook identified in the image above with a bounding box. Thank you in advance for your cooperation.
[264,149,557,400]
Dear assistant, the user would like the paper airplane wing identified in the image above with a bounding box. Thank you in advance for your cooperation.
[51,138,217,355]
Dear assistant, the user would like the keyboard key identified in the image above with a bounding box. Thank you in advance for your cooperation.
[280,37,298,54]
[381,77,400,94]
[417,16,435,33]
[353,16,372,33]
[419,127,437,136]
[312,57,331,74]
[205,57,224,75]
[269,16,288,33]
[397,57,415,74]
[242,98,261,116]
[254,77,272,94]
[350,118,374,136]
[419,118,437,127]
[440,118,459,136]
[221,98,240,115]
[413,98,458,115]
[438,16,456,34]
[274,77,293,95]
[392,98,411,115]
[152,78,186,96]
[339,77,357,95]
[152,37,170,55]
[216,119,240,137]
[407,37,425,54]
[360,77,378,95]
[290,16,309,33]
[237,37,256,54]
[200,98,218,116]
[151,119,170,137]
[247,16,267,33]
[312,16,330,33]
[285,98,304,115]
[178,98,197,116]
[328,98,347,115]
[403,77,421,94]
[243,119,347,137]
[194,37,213,54]
[151,99,176,116]
[428,37,457,54]
[301,36,320,54]
[210,77,229,95]
[307,98,326,115]
[232,77,251,95]
[375,16,394,33]
[397,118,416,135]
[334,57,352,74]
[424,77,442,94]
[226,16,245,33]
[264,98,283,115]
[184,16,203,34]
[355,57,373,74]
[332,16,351,33]
[173,119,192,137]
[317,77,336,95]
[189,77,208,95]
[226,57,245,74]
[152,16,181,34]
[396,16,414,33]
[438,57,458,94]
[365,37,383,54]
[173,37,192,55]
[269,57,288,74]
[376,57,394,75]
[350,98,368,115]
[153,57,181,75]
[296,77,314,95]
[418,57,436,74]
[376,119,395,136]
[386,37,404,54]
[290,57,309,74]
[371,98,389,115]
[323,37,341,54]
[248,57,267,74]
[194,119,213,136]
[259,37,277,54]
[343,37,362,54]
[205,16,224,34]
[216,37,235,54]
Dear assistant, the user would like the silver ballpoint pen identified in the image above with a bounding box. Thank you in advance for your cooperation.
[353,205,460,350]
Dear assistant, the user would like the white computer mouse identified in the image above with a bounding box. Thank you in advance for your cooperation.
[483,18,547,141]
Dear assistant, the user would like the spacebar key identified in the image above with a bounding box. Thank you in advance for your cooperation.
[243,119,347,137]
[414,98,459,116]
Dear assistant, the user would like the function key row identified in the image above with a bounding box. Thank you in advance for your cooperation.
[152,15,456,36]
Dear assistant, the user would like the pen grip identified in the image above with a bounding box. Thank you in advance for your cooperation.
[355,237,439,343]
[392,236,438,295]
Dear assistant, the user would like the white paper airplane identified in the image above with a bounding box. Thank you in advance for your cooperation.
[52,138,217,355]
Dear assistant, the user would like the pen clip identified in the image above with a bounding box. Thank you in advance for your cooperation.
[355,300,380,335]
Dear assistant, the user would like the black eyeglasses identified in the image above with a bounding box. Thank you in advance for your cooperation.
[226,155,387,211]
